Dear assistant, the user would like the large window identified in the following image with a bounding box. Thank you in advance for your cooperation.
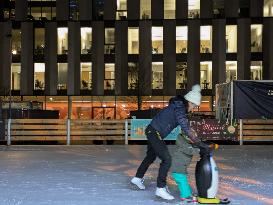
[152,62,163,89]
[264,0,273,16]
[128,28,139,54]
[11,63,21,90]
[226,25,237,53]
[57,27,68,54]
[105,64,115,90]
[11,29,21,55]
[140,0,151,19]
[251,25,262,52]
[34,63,45,90]
[200,62,212,89]
[152,27,163,54]
[69,0,79,20]
[81,63,92,90]
[116,0,127,20]
[226,61,237,82]
[29,6,56,20]
[164,0,175,19]
[200,26,212,53]
[251,61,262,80]
[35,28,45,55]
[57,63,67,90]
[81,27,92,54]
[128,62,139,89]
[176,26,188,53]
[105,28,115,54]
[176,62,187,89]
[188,0,200,18]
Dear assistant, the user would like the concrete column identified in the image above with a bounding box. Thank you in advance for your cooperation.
[92,22,104,95]
[104,0,116,20]
[20,22,34,96]
[250,0,264,17]
[56,0,69,21]
[115,21,128,96]
[0,22,12,93]
[225,0,239,18]
[176,0,188,19]
[45,22,57,96]
[152,0,163,20]
[200,0,213,19]
[15,0,27,21]
[187,20,200,90]
[139,21,152,95]
[127,0,140,20]
[0,1,4,21]
[67,22,81,96]
[163,20,176,96]
[263,18,273,80]
[212,19,226,91]
[79,0,92,20]
[237,19,251,80]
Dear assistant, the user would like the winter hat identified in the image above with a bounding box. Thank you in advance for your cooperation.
[184,84,201,106]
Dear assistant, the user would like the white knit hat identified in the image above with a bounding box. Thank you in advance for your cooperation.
[184,84,201,106]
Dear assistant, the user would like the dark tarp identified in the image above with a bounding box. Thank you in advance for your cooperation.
[233,81,273,119]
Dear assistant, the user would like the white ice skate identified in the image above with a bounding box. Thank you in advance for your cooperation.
[155,187,175,200]
[131,177,145,190]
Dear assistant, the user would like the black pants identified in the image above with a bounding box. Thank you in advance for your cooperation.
[135,125,172,188]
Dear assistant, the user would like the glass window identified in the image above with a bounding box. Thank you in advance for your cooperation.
[200,62,212,89]
[226,61,237,82]
[152,27,163,54]
[200,26,212,53]
[152,62,163,89]
[81,27,92,54]
[264,0,273,16]
[57,63,67,90]
[128,62,139,89]
[188,0,200,18]
[128,28,139,54]
[35,28,45,55]
[42,7,53,20]
[105,64,115,90]
[34,63,45,90]
[176,62,187,89]
[140,0,151,19]
[226,25,237,53]
[251,25,262,52]
[176,26,188,53]
[116,0,127,20]
[81,63,92,90]
[11,29,21,55]
[105,28,115,54]
[164,0,175,19]
[11,63,21,90]
[30,7,42,20]
[251,61,262,80]
[69,0,79,20]
[58,27,68,55]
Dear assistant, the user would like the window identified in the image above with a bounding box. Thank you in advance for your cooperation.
[35,28,45,55]
[57,28,68,54]
[140,0,151,19]
[200,62,212,89]
[176,62,187,89]
[264,0,273,16]
[164,0,175,19]
[11,63,21,90]
[226,25,237,53]
[116,0,127,20]
[152,27,163,54]
[81,27,92,54]
[57,63,68,90]
[128,28,139,54]
[152,62,163,89]
[226,61,237,82]
[200,26,212,53]
[81,63,92,89]
[188,0,200,18]
[69,0,79,20]
[29,6,55,20]
[251,61,262,80]
[105,28,115,54]
[128,62,139,89]
[11,29,21,55]
[176,26,188,53]
[105,64,115,90]
[34,63,45,90]
[251,25,262,52]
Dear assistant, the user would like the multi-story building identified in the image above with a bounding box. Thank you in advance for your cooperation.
[0,0,272,119]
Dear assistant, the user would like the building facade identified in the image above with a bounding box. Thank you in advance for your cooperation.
[0,0,273,119]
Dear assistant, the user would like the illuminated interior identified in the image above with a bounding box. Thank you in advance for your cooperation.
[188,0,200,18]
[57,27,68,54]
[226,25,237,53]
[128,28,139,54]
[152,27,163,54]
[34,63,45,90]
[164,0,175,19]
[176,62,187,89]
[11,63,21,90]
[251,24,262,52]
[226,61,237,82]
[200,26,212,53]
[176,26,188,53]
[200,61,212,89]
[140,0,151,19]
[152,62,163,89]
[81,27,92,54]
[81,63,92,89]
[251,61,263,80]
[264,0,273,16]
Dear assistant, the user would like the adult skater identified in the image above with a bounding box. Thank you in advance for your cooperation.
[131,84,210,200]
